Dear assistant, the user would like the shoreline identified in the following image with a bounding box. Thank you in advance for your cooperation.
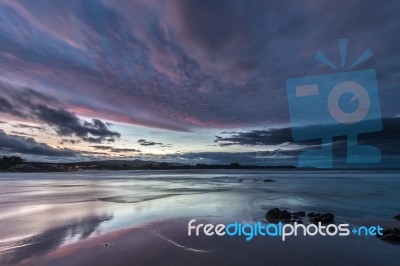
[2,167,400,174]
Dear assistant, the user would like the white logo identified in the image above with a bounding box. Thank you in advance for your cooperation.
[328,81,371,124]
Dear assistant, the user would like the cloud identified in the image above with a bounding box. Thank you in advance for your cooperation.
[35,105,120,143]
[0,82,120,143]
[159,150,298,166]
[0,95,26,117]
[111,148,141,153]
[214,117,400,151]
[137,139,171,147]
[1,0,398,131]
[10,131,36,137]
[91,145,141,153]
[13,123,42,130]
[358,117,400,156]
[0,130,78,157]
[213,117,400,165]
[0,0,399,167]
[137,139,163,146]
[214,127,295,146]
[59,139,80,145]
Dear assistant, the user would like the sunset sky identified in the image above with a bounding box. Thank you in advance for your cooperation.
[0,0,399,166]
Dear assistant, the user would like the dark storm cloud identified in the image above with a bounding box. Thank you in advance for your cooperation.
[358,117,400,155]
[137,139,171,147]
[81,137,116,143]
[136,116,400,167]
[215,118,400,148]
[215,127,294,146]
[110,148,141,153]
[59,139,80,145]
[90,146,114,150]
[0,82,120,143]
[214,117,400,165]
[91,145,141,153]
[35,105,120,142]
[0,95,25,117]
[0,130,78,157]
[0,0,398,130]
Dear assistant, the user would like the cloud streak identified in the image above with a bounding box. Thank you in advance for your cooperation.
[137,139,172,147]
[0,130,78,157]
[91,145,141,153]
[0,82,120,143]
[213,117,400,165]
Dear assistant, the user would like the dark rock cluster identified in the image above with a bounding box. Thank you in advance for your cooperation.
[265,208,334,224]
[292,211,306,217]
[238,178,277,183]
[307,212,335,224]
[262,179,277,183]
[377,228,400,244]
[265,208,292,222]
[264,209,400,245]
[374,214,400,245]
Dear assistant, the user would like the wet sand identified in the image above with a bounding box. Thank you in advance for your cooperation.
[9,218,400,266]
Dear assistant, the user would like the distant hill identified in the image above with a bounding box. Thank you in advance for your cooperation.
[0,157,296,172]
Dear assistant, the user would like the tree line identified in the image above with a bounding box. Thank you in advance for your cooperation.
[0,156,24,170]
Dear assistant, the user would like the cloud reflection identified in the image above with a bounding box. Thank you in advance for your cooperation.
[1,214,112,265]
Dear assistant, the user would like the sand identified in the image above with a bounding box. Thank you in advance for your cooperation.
[7,218,399,266]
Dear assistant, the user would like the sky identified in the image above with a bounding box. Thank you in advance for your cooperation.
[0,0,399,167]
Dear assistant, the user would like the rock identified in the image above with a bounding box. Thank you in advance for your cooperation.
[394,214,400,221]
[307,212,320,218]
[263,179,277,183]
[292,211,306,217]
[377,228,400,244]
[265,208,292,222]
[309,213,334,224]
[266,208,335,224]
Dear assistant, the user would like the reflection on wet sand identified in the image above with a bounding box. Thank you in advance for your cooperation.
[13,218,400,266]
[0,215,112,265]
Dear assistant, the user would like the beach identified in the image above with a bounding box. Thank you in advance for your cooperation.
[0,169,399,265]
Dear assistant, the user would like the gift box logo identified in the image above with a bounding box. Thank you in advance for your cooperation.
[286,39,382,168]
